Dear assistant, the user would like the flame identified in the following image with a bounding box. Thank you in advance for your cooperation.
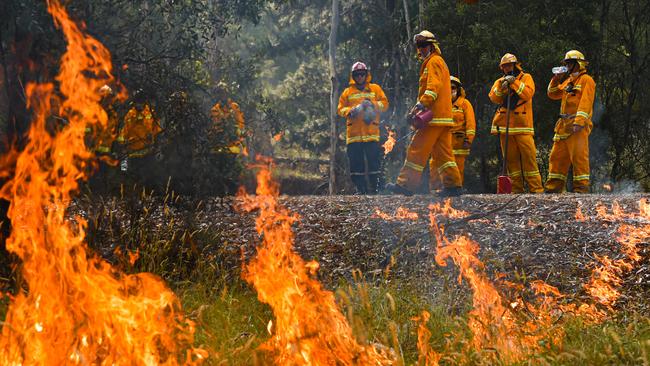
[240,158,394,365]
[374,207,419,221]
[575,203,586,221]
[412,311,441,366]
[272,132,284,142]
[382,127,396,155]
[428,199,469,219]
[602,183,613,192]
[429,203,563,362]
[0,2,204,364]
[583,199,648,310]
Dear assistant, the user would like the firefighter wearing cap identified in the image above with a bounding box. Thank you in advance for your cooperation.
[337,62,389,194]
[488,53,543,193]
[545,50,595,193]
[430,76,475,188]
[387,30,462,196]
[210,99,247,155]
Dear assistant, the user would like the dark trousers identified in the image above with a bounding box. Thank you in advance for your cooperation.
[347,141,382,194]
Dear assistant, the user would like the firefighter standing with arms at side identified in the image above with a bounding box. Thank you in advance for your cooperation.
[544,50,595,193]
[337,62,389,194]
[488,53,543,193]
[386,30,462,197]
[430,75,475,189]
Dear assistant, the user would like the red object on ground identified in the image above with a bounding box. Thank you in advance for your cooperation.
[497,175,512,194]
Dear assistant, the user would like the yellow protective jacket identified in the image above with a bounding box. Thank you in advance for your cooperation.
[418,52,453,126]
[547,71,595,141]
[450,91,476,155]
[211,100,246,154]
[117,104,161,157]
[337,72,389,144]
[488,71,535,135]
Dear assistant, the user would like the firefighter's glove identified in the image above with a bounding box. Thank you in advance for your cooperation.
[349,105,363,118]
[463,139,471,148]
[504,75,516,84]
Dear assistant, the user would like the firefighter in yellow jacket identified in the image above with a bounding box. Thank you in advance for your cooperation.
[545,50,595,193]
[387,31,462,197]
[488,53,543,193]
[117,96,162,164]
[337,62,389,194]
[210,99,247,156]
[430,76,475,188]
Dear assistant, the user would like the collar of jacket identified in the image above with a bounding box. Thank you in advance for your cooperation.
[419,51,440,74]
[453,94,466,107]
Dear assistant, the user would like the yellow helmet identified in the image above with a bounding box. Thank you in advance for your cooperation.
[413,30,437,44]
[450,76,462,86]
[499,53,518,67]
[564,50,586,62]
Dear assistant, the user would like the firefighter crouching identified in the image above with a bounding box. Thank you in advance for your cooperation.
[387,30,462,197]
[337,62,389,194]
[430,75,475,189]
[544,50,595,193]
[488,53,543,193]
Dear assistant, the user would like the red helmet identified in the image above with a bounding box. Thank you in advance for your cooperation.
[351,62,368,73]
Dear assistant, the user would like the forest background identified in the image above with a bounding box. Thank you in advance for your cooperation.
[1,0,649,195]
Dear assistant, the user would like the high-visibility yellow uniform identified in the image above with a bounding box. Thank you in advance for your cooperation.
[211,100,246,155]
[488,71,543,193]
[545,70,595,193]
[430,89,475,187]
[337,70,389,194]
[337,72,389,145]
[396,51,461,192]
[117,104,161,157]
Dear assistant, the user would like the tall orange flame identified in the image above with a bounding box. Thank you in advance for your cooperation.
[241,159,395,365]
[0,1,204,364]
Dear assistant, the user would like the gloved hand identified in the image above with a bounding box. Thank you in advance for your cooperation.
[363,107,376,124]
[504,75,516,84]
[572,124,584,134]
[361,99,373,108]
[348,104,363,118]
[463,139,471,148]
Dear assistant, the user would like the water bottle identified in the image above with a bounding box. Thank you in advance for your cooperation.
[552,66,568,74]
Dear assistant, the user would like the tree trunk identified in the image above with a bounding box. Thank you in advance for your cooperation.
[328,0,340,195]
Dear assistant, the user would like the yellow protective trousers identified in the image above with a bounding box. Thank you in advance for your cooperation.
[430,155,466,189]
[397,126,461,192]
[499,134,543,193]
[545,128,590,193]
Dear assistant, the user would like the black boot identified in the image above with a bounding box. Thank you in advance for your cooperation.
[385,183,414,196]
[438,186,462,197]
[367,174,379,195]
[351,175,368,195]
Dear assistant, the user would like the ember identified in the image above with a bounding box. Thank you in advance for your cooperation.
[382,127,396,155]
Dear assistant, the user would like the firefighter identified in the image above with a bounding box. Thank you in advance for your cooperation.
[430,76,475,189]
[337,62,389,194]
[544,50,595,193]
[116,92,162,171]
[488,53,543,193]
[93,84,119,155]
[386,30,461,197]
[210,99,247,156]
